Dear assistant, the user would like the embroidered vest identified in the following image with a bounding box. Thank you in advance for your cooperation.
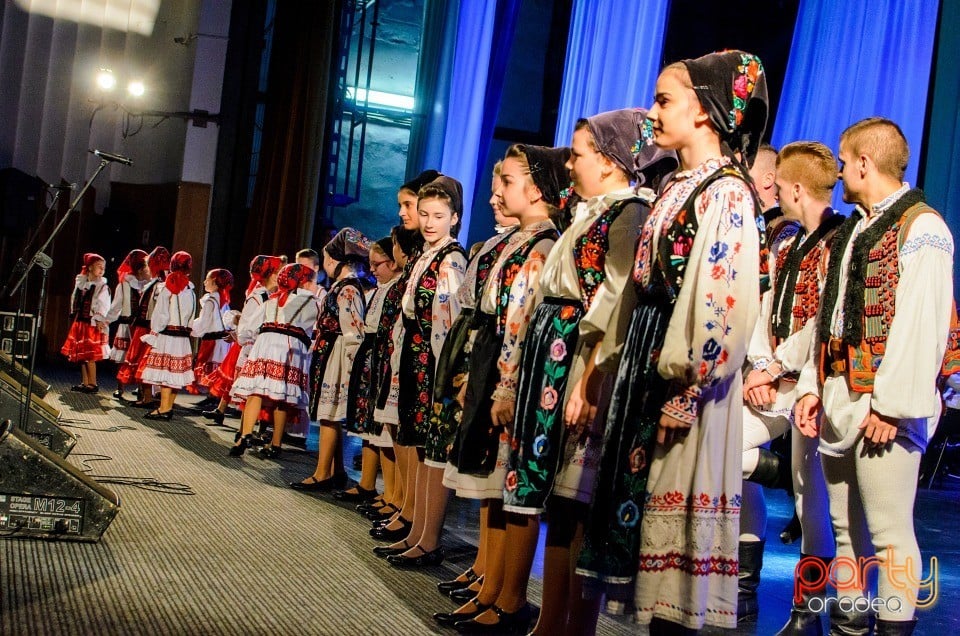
[72,284,96,321]
[818,200,960,390]
[573,198,640,311]
[495,227,559,335]
[474,234,512,301]
[314,278,366,344]
[412,242,465,336]
[771,214,843,341]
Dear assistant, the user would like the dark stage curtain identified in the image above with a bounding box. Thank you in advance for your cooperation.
[242,0,336,261]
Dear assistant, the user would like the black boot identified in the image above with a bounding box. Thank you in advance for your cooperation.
[748,448,794,492]
[780,511,803,544]
[737,539,764,622]
[649,616,698,635]
[874,617,917,635]
[828,602,870,636]
[775,554,829,636]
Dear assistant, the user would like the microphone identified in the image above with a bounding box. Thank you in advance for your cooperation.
[89,149,133,166]
[47,183,76,190]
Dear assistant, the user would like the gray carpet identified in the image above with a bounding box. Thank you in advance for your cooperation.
[0,369,637,635]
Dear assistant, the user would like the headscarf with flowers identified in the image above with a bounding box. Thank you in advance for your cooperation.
[165,251,192,294]
[147,246,171,281]
[682,50,768,166]
[208,268,234,307]
[272,263,314,307]
[247,254,283,295]
[324,228,372,264]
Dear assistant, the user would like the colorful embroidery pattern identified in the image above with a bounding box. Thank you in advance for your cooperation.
[729,53,763,129]
[572,201,629,310]
[495,229,559,336]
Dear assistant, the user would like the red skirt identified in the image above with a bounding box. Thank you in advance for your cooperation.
[61,321,108,362]
[117,325,151,384]
[206,342,240,399]
[194,339,220,387]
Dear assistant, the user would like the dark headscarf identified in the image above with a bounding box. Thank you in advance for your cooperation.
[632,111,680,191]
[147,246,171,280]
[585,108,644,180]
[420,175,464,217]
[272,263,314,307]
[165,251,191,294]
[117,249,148,280]
[401,169,441,195]
[682,50,769,166]
[518,145,572,207]
[324,228,372,263]
[208,268,234,307]
[374,237,394,261]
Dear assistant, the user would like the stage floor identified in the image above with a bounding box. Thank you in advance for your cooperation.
[1,365,957,635]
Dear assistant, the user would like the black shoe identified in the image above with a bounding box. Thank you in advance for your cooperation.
[224,406,241,418]
[257,445,281,459]
[144,409,173,421]
[193,396,218,411]
[134,399,161,409]
[738,539,764,622]
[364,505,399,522]
[202,409,225,426]
[434,598,489,627]
[448,579,484,603]
[112,389,124,399]
[780,512,803,544]
[438,567,480,595]
[387,545,444,568]
[71,384,86,392]
[370,517,411,542]
[453,604,532,634]
[228,435,251,457]
[334,486,378,502]
[373,540,411,558]
[290,476,339,492]
[80,384,99,394]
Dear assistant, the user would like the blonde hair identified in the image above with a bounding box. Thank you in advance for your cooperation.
[492,160,503,177]
[369,242,391,262]
[840,117,909,181]
[776,141,838,201]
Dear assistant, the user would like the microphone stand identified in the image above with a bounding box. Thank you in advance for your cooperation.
[6,158,115,429]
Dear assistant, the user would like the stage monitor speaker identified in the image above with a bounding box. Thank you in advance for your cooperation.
[0,371,75,457]
[0,419,119,542]
[0,350,50,397]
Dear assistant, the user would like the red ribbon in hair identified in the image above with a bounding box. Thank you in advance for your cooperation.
[208,268,234,307]
[165,251,192,294]
[116,249,148,280]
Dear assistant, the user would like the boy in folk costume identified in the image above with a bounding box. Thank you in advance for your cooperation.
[740,142,841,633]
[202,256,283,426]
[795,118,957,636]
[140,251,196,420]
[105,248,149,399]
[191,268,234,408]
[61,253,111,392]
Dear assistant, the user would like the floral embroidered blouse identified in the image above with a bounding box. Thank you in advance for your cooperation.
[635,156,762,425]
[480,220,557,402]
[402,235,467,361]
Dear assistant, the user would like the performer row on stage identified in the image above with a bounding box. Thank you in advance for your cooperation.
[59,50,956,636]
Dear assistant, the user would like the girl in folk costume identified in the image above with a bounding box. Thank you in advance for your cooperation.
[371,176,466,562]
[126,246,171,408]
[229,263,319,456]
[434,146,566,631]
[338,237,402,503]
[361,226,421,522]
[361,172,435,527]
[593,52,768,633]
[105,249,149,399]
[61,253,111,392]
[191,268,234,402]
[140,251,198,420]
[425,162,519,597]
[202,256,283,426]
[290,228,371,484]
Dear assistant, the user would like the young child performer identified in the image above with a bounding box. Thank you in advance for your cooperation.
[191,268,234,408]
[291,228,371,484]
[376,176,466,563]
[128,246,171,408]
[140,251,197,420]
[229,263,320,456]
[61,252,111,392]
[203,255,283,425]
[105,248,149,399]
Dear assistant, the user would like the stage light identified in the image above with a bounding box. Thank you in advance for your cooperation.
[127,81,145,97]
[95,69,116,91]
[345,87,414,112]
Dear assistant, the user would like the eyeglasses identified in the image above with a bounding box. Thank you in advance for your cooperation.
[370,260,392,270]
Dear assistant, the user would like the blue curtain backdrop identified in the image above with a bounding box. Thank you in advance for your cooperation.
[771,0,939,211]
[553,0,670,145]
[430,0,520,242]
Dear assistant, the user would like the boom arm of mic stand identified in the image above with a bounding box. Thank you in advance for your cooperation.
[7,159,111,298]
